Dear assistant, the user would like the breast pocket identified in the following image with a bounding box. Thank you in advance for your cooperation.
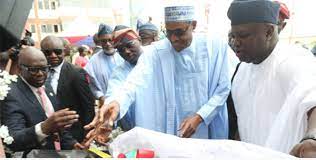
[178,71,208,112]
[194,53,208,73]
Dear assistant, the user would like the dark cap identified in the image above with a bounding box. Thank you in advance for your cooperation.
[139,23,158,32]
[227,0,280,25]
[97,23,113,36]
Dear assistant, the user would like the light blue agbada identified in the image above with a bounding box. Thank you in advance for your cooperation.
[108,34,230,139]
[84,50,124,99]
[106,61,135,130]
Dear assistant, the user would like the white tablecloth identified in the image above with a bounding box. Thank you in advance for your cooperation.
[110,127,296,159]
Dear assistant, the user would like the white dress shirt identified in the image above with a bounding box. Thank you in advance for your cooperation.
[232,43,316,152]
[49,60,64,94]
[105,35,230,139]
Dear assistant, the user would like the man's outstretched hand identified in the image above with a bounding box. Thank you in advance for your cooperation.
[82,101,120,147]
[178,114,203,138]
[98,101,120,126]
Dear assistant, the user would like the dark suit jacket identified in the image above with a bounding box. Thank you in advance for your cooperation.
[0,77,76,153]
[227,63,240,140]
[57,61,95,142]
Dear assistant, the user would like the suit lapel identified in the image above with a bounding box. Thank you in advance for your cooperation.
[17,77,47,118]
[45,84,59,111]
[57,62,67,95]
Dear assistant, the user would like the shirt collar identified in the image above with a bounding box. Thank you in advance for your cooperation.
[103,50,116,56]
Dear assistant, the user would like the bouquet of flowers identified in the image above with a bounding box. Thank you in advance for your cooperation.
[0,70,17,157]
[0,70,17,100]
[0,125,13,145]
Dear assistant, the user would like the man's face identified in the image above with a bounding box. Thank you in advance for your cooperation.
[165,21,196,52]
[139,30,158,46]
[228,30,233,49]
[20,55,49,88]
[80,49,88,56]
[116,39,142,65]
[98,34,115,55]
[230,23,270,64]
[41,40,64,67]
[64,42,72,56]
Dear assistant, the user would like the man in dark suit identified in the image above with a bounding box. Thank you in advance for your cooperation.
[40,36,95,142]
[1,47,84,155]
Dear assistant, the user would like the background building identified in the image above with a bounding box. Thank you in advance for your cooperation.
[24,0,129,46]
[24,0,316,48]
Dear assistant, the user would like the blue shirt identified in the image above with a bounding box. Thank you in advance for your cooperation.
[106,61,135,130]
[84,50,123,99]
[106,34,231,139]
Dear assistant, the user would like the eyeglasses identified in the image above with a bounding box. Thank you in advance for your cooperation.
[99,39,113,44]
[20,64,51,75]
[41,49,63,56]
[116,40,137,53]
[165,23,191,38]
[140,33,156,40]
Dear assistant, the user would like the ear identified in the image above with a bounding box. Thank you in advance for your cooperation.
[265,24,276,40]
[192,21,197,30]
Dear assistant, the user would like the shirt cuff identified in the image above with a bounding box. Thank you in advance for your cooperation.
[196,104,218,125]
[117,94,134,120]
[35,122,49,142]
[104,96,115,105]
[104,95,132,120]
[95,91,105,100]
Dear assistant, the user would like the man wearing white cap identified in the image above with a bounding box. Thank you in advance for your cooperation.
[87,5,231,139]
[85,24,124,106]
[138,22,159,46]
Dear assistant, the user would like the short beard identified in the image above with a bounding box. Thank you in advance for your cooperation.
[50,60,63,67]
[103,49,115,56]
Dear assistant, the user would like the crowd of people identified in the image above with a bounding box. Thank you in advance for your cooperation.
[1,0,316,158]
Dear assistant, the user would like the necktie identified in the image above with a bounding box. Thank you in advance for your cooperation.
[46,69,55,85]
[37,87,61,151]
